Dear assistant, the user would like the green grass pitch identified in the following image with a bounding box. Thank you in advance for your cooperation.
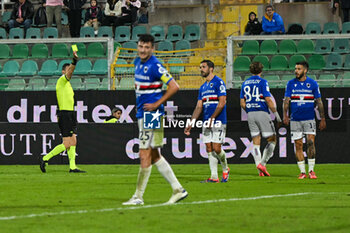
[0,164,349,233]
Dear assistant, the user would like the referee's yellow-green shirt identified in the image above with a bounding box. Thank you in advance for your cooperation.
[56,75,74,111]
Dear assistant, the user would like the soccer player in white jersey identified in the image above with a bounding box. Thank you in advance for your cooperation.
[283,61,326,179]
[123,34,188,205]
[184,60,230,183]
[240,62,282,176]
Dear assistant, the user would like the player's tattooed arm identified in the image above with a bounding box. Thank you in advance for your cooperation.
[316,98,327,130]
[283,97,291,125]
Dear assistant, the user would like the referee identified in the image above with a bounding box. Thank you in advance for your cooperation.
[39,51,86,173]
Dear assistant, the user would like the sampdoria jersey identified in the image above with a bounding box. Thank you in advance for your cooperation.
[134,55,173,119]
[198,76,227,124]
[240,75,271,113]
[56,75,74,111]
[285,76,321,121]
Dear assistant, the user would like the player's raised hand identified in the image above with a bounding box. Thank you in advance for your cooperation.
[319,118,326,131]
[72,50,78,59]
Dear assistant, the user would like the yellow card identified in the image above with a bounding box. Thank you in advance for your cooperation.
[71,44,78,52]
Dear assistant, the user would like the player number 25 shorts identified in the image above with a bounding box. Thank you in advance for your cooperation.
[138,117,164,149]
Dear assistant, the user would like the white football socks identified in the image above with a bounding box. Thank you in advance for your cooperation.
[155,156,182,191]
[308,158,315,172]
[252,144,262,167]
[135,166,152,199]
[261,142,276,166]
[297,160,306,174]
[208,152,219,180]
[215,150,229,172]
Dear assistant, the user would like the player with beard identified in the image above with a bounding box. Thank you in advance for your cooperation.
[283,61,326,179]
[184,60,229,183]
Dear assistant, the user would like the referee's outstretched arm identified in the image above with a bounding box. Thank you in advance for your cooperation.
[66,51,79,80]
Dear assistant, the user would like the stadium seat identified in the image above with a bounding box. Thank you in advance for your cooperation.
[318,74,336,87]
[308,54,326,70]
[115,26,131,42]
[43,27,58,38]
[233,56,251,72]
[270,55,288,71]
[323,22,339,34]
[114,42,122,51]
[305,22,321,34]
[5,78,26,91]
[31,43,49,58]
[168,58,185,74]
[87,42,105,57]
[9,28,24,39]
[252,55,270,71]
[55,59,72,75]
[264,75,280,88]
[26,78,46,91]
[74,59,92,75]
[289,54,306,70]
[118,77,134,90]
[241,40,259,55]
[12,44,29,59]
[157,40,173,51]
[175,39,191,50]
[61,11,68,25]
[80,26,95,37]
[333,39,349,53]
[85,78,101,90]
[99,78,109,90]
[97,26,113,38]
[281,74,295,87]
[308,74,317,80]
[297,39,314,54]
[74,43,87,58]
[120,41,137,56]
[52,43,70,58]
[70,78,83,90]
[343,54,350,70]
[233,76,242,88]
[0,44,10,59]
[131,25,147,41]
[26,28,41,39]
[0,28,7,39]
[260,40,278,54]
[184,24,200,41]
[150,25,165,42]
[167,25,183,42]
[314,39,332,54]
[2,60,19,76]
[38,60,58,76]
[324,53,343,70]
[341,22,350,34]
[18,60,38,76]
[115,58,128,74]
[2,11,12,24]
[91,59,107,75]
[279,40,297,54]
[44,79,57,91]
[0,78,9,90]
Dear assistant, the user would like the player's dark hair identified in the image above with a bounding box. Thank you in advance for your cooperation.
[296,61,309,71]
[62,63,70,71]
[201,60,215,70]
[265,4,274,11]
[138,34,155,46]
[249,62,263,75]
[112,107,122,113]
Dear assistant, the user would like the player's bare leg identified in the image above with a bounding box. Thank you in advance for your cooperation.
[306,134,317,179]
[213,143,229,182]
[295,138,306,179]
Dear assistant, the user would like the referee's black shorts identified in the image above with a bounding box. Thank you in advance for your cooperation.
[57,110,77,137]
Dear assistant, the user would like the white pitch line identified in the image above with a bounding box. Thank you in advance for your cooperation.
[0,192,316,221]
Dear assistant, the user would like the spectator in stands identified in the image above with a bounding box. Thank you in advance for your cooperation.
[8,0,34,33]
[244,12,262,35]
[102,0,122,28]
[334,0,350,22]
[116,0,141,26]
[44,0,63,38]
[261,5,285,35]
[84,0,102,34]
[64,0,86,37]
[104,107,122,123]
